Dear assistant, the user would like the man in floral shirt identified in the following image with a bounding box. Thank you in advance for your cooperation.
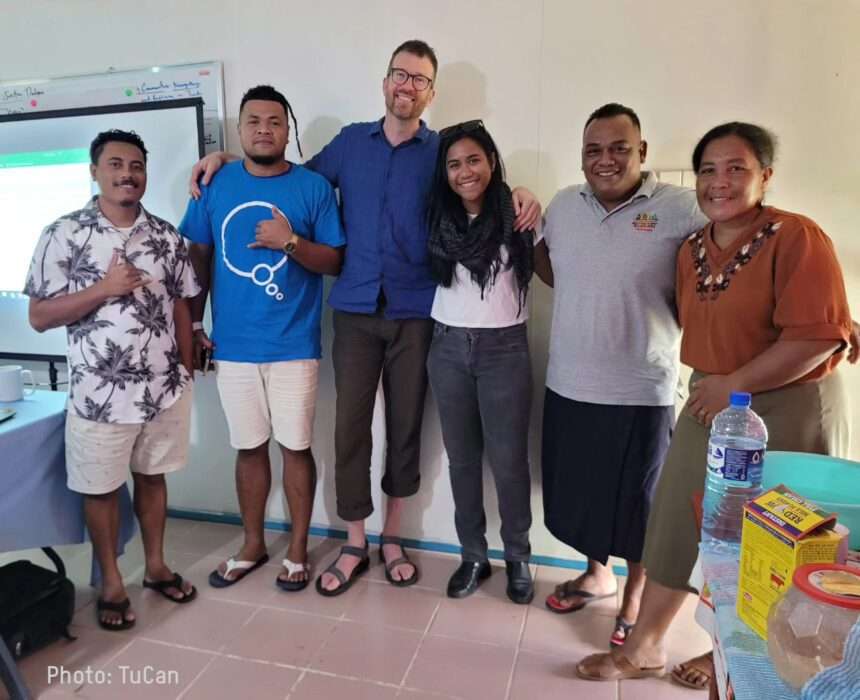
[25,129,200,630]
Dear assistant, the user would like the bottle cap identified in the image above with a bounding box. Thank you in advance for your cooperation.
[729,391,751,408]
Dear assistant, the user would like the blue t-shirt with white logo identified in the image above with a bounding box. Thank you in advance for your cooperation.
[180,160,345,362]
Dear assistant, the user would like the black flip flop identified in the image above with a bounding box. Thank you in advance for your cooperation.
[276,558,310,593]
[143,572,197,604]
[315,543,369,597]
[208,554,270,588]
[379,535,419,587]
[545,578,617,614]
[610,616,635,647]
[96,597,135,631]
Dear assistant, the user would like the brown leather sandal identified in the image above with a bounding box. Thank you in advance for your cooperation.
[576,651,666,681]
[670,651,713,690]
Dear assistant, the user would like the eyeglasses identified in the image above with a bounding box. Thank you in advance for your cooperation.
[387,68,433,91]
[438,119,485,139]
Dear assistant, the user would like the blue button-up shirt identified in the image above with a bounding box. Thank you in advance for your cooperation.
[307,119,439,319]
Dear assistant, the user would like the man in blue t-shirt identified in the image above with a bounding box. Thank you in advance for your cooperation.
[181,84,345,593]
[190,42,540,600]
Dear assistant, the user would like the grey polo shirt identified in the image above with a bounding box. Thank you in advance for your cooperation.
[543,172,707,406]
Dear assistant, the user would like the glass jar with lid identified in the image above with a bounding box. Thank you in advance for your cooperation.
[767,563,860,690]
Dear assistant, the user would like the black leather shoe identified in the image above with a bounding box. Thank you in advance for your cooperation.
[447,561,491,598]
[505,561,534,604]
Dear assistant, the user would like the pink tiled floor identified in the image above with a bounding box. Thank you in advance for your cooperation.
[2,519,711,699]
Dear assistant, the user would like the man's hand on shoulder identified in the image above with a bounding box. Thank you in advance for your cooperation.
[511,186,541,232]
[188,151,236,199]
[249,207,297,251]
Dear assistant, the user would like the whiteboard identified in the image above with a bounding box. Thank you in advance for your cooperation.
[0,100,205,360]
[0,61,225,153]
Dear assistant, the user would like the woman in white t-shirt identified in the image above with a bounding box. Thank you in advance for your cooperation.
[426,120,538,604]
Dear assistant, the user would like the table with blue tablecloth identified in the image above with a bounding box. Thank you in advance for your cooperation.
[0,390,135,560]
[0,390,135,700]
[698,540,800,700]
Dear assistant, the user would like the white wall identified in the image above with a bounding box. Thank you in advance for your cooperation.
[4,0,859,562]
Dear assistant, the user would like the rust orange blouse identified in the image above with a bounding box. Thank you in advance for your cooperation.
[676,206,851,382]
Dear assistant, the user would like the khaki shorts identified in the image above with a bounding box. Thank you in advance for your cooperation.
[215,359,319,450]
[65,384,193,495]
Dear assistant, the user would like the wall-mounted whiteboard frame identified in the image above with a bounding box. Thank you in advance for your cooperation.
[0,98,206,370]
[0,61,225,154]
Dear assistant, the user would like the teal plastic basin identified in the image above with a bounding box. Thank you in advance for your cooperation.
[762,451,860,549]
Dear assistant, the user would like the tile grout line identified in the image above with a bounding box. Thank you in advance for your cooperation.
[130,603,268,698]
[205,594,348,624]
[174,652,218,700]
[502,589,532,700]
[119,597,482,697]
[70,635,141,696]
[78,525,634,699]
[218,650,302,670]
[284,607,347,697]
[411,629,526,651]
[122,634,468,699]
[397,596,442,690]
[398,686,467,699]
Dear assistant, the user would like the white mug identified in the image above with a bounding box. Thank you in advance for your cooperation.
[0,365,36,402]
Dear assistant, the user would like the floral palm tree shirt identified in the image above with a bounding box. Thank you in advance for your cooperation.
[24,197,200,423]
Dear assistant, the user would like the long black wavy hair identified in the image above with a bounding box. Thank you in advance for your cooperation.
[426,123,531,299]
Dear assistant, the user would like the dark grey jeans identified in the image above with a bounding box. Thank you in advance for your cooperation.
[426,322,533,562]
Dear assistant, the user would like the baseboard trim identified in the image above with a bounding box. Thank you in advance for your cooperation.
[166,507,629,576]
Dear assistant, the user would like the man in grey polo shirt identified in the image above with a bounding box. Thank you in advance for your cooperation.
[534,103,706,650]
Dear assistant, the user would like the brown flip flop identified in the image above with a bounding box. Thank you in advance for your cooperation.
[670,651,713,690]
[576,651,665,681]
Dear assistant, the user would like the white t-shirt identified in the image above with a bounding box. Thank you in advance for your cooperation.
[430,218,542,328]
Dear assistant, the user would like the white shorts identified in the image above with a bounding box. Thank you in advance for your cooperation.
[65,385,193,495]
[215,359,319,450]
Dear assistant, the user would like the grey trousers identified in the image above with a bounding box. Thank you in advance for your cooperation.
[426,322,533,562]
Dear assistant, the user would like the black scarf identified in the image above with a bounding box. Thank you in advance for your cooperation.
[427,183,534,310]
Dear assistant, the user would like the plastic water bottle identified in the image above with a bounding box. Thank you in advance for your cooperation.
[702,392,768,543]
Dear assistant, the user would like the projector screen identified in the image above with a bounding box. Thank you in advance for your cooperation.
[0,99,203,359]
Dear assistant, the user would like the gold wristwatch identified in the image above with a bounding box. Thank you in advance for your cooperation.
[283,234,298,255]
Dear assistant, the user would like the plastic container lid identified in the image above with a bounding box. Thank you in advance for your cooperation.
[729,391,752,407]
[792,563,860,610]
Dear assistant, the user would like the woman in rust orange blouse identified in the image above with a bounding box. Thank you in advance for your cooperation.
[577,122,853,686]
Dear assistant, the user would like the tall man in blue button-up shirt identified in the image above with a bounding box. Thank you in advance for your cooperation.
[307,41,442,593]
[192,39,540,596]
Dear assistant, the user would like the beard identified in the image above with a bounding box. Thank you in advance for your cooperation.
[246,152,282,166]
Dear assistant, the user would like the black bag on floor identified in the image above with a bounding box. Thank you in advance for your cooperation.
[0,548,76,658]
